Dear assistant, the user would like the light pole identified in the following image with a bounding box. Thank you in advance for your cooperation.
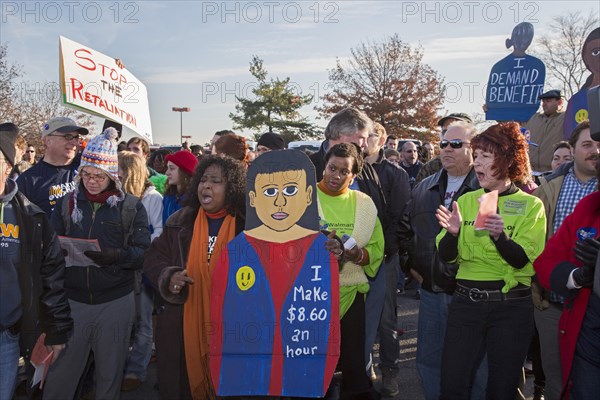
[172,107,190,145]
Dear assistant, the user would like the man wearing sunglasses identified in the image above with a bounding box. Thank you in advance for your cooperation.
[416,112,473,185]
[17,117,89,216]
[399,121,486,400]
[23,145,37,165]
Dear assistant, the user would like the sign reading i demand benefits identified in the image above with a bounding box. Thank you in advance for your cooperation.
[485,22,546,122]
[210,150,340,398]
[59,36,152,142]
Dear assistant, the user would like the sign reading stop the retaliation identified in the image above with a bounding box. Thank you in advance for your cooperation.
[59,36,152,142]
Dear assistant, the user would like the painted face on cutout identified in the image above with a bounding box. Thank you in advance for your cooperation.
[249,170,312,232]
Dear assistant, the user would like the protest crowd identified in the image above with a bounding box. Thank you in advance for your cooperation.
[2,27,600,400]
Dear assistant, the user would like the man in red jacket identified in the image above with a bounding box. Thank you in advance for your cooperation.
[534,159,600,399]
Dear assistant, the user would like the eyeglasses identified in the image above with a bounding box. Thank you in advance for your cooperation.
[440,139,470,149]
[47,133,80,141]
[80,172,108,182]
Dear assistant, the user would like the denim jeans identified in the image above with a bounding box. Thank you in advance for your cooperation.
[416,289,487,400]
[440,293,533,400]
[0,329,20,400]
[124,284,154,381]
[534,304,562,400]
[378,253,400,371]
[365,261,386,368]
[570,293,600,400]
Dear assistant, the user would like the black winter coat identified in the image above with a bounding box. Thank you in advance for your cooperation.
[144,207,245,400]
[398,168,479,293]
[12,192,73,360]
[51,186,150,304]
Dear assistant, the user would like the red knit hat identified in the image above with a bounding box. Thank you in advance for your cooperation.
[165,150,198,176]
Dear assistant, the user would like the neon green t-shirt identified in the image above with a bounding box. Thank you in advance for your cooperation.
[317,188,384,318]
[436,188,546,292]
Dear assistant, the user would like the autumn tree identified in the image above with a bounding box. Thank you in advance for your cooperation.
[317,34,445,142]
[230,56,321,143]
[531,11,599,98]
[0,43,94,150]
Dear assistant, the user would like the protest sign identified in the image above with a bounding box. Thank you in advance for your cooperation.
[563,27,600,139]
[210,150,340,398]
[59,36,152,142]
[485,23,546,122]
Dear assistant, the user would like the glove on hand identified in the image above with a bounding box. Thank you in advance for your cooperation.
[572,238,600,287]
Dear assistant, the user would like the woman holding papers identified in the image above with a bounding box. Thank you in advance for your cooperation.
[143,155,246,400]
[44,128,151,400]
[435,122,546,399]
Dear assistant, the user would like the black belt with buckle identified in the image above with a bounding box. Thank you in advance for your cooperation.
[455,283,531,302]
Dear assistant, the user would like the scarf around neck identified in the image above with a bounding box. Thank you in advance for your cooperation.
[183,208,236,399]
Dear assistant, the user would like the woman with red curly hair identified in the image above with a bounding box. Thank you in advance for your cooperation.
[435,122,547,399]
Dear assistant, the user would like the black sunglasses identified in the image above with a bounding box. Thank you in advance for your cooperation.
[48,133,80,141]
[440,139,470,149]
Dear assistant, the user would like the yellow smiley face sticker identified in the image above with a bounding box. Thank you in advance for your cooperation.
[575,109,589,123]
[236,266,256,291]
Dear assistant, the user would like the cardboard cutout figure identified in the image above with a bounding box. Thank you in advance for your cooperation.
[210,150,340,398]
[563,28,600,139]
[486,23,546,122]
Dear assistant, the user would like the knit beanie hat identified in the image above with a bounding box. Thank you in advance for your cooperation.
[79,127,120,181]
[71,127,124,224]
[257,131,285,151]
[165,150,198,176]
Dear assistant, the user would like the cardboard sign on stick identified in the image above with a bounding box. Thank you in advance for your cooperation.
[59,36,152,142]
[210,150,340,398]
[485,23,546,122]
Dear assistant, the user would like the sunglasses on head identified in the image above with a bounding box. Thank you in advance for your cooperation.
[440,139,470,149]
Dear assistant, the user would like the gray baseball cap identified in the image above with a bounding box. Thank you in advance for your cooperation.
[42,117,89,136]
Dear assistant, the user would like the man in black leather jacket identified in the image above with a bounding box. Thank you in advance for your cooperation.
[364,122,411,396]
[309,108,388,396]
[0,123,73,399]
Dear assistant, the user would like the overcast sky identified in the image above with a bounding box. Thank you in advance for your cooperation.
[1,0,598,145]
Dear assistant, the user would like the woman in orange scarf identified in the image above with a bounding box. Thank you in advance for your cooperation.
[144,155,246,400]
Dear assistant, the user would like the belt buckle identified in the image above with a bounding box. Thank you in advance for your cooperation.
[468,288,489,302]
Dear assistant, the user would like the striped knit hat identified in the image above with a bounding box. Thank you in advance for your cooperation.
[71,127,124,224]
[79,127,120,181]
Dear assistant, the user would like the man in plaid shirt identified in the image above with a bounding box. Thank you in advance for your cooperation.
[532,120,599,400]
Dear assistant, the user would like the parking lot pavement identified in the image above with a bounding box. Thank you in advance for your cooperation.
[19,287,537,399]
